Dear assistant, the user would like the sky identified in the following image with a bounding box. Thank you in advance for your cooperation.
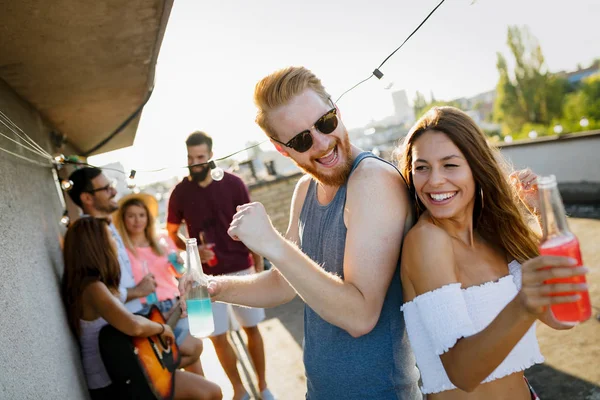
[89,0,600,184]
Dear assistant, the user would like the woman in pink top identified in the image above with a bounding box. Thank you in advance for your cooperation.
[114,193,206,376]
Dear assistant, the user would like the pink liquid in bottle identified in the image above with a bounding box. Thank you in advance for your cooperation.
[540,235,591,322]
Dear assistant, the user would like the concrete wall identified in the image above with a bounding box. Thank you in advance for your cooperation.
[0,78,89,399]
[498,132,600,203]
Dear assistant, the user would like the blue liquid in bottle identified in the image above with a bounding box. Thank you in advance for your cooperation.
[184,239,214,337]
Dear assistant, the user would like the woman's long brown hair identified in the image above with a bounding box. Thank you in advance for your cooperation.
[398,106,539,263]
[61,217,121,336]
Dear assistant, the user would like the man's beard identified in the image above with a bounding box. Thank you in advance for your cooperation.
[189,166,210,183]
[293,134,353,187]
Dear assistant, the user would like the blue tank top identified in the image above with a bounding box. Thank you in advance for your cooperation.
[298,152,421,400]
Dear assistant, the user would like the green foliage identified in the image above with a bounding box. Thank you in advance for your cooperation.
[412,91,461,120]
[493,26,569,135]
[413,91,428,120]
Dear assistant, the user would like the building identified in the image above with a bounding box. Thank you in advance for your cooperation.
[0,2,173,398]
[557,60,600,84]
[392,89,415,125]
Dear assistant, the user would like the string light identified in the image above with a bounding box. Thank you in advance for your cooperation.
[60,210,70,226]
[372,69,394,90]
[208,161,225,181]
[61,180,74,191]
[126,170,137,189]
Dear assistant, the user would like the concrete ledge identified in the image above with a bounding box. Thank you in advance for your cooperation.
[497,130,600,148]
[249,172,304,190]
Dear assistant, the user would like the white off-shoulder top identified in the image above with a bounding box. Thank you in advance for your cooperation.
[401,260,544,394]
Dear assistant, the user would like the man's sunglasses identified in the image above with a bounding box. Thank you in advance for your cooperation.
[270,101,338,153]
[86,180,117,194]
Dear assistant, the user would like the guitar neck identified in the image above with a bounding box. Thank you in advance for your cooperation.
[165,301,183,330]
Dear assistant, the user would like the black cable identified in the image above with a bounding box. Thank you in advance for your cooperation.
[335,75,374,103]
[214,140,266,162]
[64,140,267,175]
[336,0,447,103]
[82,87,155,157]
[63,160,127,174]
[377,0,446,70]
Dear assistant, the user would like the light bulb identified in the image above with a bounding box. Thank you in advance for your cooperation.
[60,215,70,226]
[61,180,74,191]
[54,154,65,165]
[580,118,589,128]
[126,178,136,189]
[504,135,513,143]
[211,166,224,181]
[553,124,563,134]
[528,130,538,139]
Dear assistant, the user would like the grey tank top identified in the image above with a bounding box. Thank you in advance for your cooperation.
[299,152,421,400]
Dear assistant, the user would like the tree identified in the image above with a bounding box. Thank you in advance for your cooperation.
[493,26,568,134]
[413,91,428,119]
[563,75,600,122]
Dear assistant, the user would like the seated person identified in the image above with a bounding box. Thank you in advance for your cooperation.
[114,193,206,375]
[61,216,222,400]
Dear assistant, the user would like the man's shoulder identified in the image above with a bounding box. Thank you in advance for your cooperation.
[350,156,402,180]
[223,171,246,186]
[170,177,190,196]
[347,157,408,198]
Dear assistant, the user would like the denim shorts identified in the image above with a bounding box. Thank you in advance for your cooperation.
[143,298,189,346]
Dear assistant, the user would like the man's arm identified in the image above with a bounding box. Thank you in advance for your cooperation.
[251,251,265,272]
[205,176,312,308]
[167,222,186,251]
[228,160,410,337]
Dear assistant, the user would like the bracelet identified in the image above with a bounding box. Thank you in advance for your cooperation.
[158,323,165,335]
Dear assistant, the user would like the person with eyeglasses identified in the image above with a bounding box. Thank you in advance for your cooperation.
[68,167,157,313]
[180,66,422,400]
[167,132,276,400]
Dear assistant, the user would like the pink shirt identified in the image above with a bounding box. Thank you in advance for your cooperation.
[126,236,181,303]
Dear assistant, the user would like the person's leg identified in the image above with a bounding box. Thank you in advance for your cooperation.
[157,299,207,376]
[234,304,272,395]
[173,369,223,400]
[179,335,205,375]
[210,302,247,400]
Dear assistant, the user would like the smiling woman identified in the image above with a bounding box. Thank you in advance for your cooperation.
[395,106,590,399]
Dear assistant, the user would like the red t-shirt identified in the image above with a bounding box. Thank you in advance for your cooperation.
[167,172,253,276]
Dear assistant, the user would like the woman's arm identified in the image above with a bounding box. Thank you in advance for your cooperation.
[83,282,164,337]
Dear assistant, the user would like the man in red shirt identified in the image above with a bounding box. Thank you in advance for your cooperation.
[167,131,275,400]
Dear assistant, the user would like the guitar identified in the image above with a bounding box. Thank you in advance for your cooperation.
[99,302,182,400]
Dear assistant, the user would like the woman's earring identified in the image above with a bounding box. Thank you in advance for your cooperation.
[480,187,485,210]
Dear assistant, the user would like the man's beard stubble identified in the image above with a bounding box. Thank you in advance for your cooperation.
[293,134,353,187]
[189,166,210,183]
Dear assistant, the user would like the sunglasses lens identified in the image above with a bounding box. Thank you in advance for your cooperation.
[315,110,338,134]
[290,131,313,153]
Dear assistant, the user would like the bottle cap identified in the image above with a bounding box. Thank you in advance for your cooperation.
[537,175,557,189]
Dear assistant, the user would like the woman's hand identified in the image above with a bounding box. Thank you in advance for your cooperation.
[518,255,589,317]
[159,324,175,346]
